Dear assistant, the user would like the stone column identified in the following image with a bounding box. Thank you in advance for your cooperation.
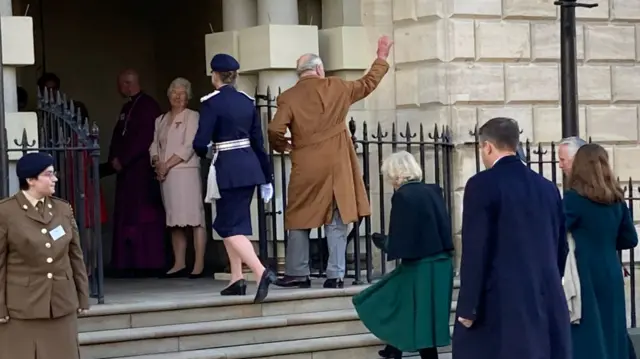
[320,0,396,274]
[255,0,299,268]
[222,0,257,32]
[257,0,298,27]
[0,3,35,193]
[322,0,362,28]
[256,0,300,94]
[221,0,258,95]
[0,2,17,192]
[206,1,261,279]
[235,1,318,268]
[0,2,17,115]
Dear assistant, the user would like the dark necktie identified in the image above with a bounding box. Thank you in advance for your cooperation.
[35,201,44,216]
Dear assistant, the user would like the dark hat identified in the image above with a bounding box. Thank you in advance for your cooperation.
[16,152,54,179]
[210,54,240,73]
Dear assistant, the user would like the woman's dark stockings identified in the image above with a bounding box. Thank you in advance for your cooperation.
[418,347,439,359]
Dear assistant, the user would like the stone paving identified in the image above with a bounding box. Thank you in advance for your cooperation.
[88,275,638,358]
[93,273,640,326]
[89,277,356,305]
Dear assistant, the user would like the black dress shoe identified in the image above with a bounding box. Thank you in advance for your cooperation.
[254,269,277,303]
[323,278,344,289]
[274,275,311,288]
[160,268,188,279]
[220,279,247,296]
[188,271,205,279]
[379,345,402,358]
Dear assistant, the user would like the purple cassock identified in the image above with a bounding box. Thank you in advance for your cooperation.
[107,91,166,271]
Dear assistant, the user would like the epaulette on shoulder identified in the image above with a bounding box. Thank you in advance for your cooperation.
[51,196,74,215]
[200,91,220,103]
[0,195,15,205]
[50,196,71,206]
[239,91,254,101]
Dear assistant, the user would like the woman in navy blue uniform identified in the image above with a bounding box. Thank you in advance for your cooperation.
[193,54,276,303]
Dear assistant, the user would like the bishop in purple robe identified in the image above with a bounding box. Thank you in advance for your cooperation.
[106,69,166,276]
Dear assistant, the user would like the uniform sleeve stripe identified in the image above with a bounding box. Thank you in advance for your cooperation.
[200,91,220,103]
[239,91,254,101]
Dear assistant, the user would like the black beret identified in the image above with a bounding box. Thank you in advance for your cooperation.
[210,53,240,73]
[16,152,54,179]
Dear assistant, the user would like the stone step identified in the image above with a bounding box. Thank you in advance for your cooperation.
[80,307,458,358]
[80,287,364,333]
[109,334,453,359]
[80,309,364,359]
[80,280,461,333]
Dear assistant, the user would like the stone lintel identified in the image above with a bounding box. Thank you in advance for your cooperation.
[239,24,319,73]
[6,111,38,160]
[319,26,369,72]
[2,17,34,66]
[204,31,239,76]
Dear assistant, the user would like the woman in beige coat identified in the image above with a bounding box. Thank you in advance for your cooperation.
[150,77,206,278]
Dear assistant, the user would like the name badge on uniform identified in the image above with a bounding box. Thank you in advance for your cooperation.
[49,225,66,241]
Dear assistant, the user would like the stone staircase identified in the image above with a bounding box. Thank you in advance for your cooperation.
[79,280,460,359]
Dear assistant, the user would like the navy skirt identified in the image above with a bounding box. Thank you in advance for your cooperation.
[214,185,255,238]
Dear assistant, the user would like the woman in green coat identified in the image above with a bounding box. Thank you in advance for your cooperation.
[352,151,454,359]
[564,144,638,359]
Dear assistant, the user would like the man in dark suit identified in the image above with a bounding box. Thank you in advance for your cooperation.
[452,117,571,359]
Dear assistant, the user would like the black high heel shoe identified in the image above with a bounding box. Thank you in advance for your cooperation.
[220,279,247,296]
[160,268,188,279]
[254,269,277,303]
[188,270,205,279]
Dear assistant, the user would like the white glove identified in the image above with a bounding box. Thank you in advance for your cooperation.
[260,183,273,203]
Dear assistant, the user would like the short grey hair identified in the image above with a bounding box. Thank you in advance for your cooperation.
[296,54,323,76]
[559,136,587,158]
[167,77,192,100]
[381,151,423,186]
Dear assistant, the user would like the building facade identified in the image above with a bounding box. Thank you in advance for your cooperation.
[2,0,640,271]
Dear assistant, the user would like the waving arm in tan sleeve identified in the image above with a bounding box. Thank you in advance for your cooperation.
[346,36,394,103]
[268,98,293,153]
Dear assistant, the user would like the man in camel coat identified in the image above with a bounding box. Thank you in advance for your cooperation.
[267,36,393,289]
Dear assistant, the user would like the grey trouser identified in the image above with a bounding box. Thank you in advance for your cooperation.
[285,206,348,279]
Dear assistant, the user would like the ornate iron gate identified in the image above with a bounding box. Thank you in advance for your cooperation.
[5,89,105,303]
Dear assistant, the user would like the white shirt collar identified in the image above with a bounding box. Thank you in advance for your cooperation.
[492,155,525,167]
[22,191,44,207]
[492,156,506,167]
